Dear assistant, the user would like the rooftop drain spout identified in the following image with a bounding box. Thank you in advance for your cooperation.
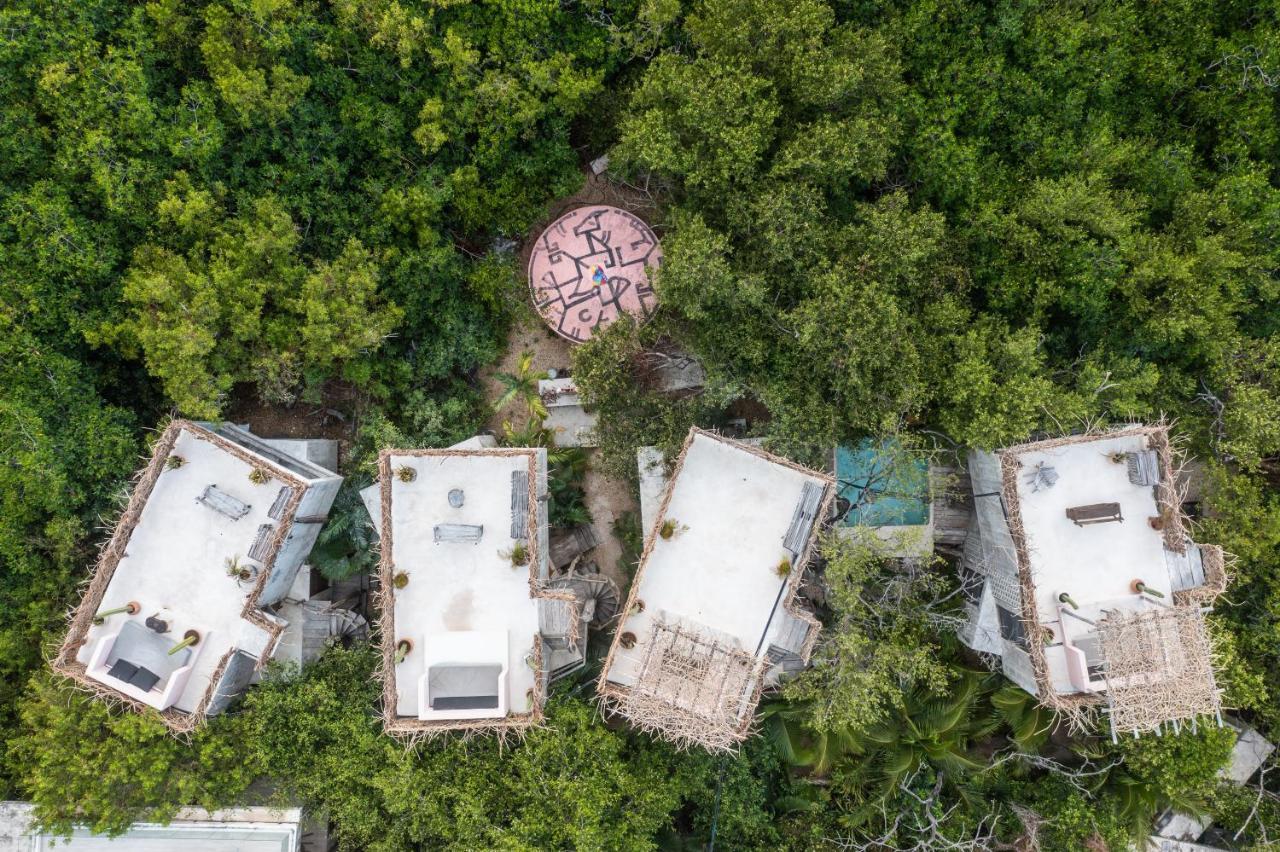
[93,601,139,625]
[1058,592,1080,610]
[1061,608,1097,627]
[1132,580,1166,599]
[169,630,200,656]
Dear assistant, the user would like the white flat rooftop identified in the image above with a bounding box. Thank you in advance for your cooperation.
[1014,434,1173,616]
[1010,434,1177,692]
[606,432,829,687]
[1,802,302,851]
[383,450,542,724]
[70,426,302,714]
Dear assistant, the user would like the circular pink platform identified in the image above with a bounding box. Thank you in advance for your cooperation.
[527,205,662,343]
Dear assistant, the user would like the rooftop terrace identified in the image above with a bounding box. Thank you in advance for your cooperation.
[54,421,337,731]
[984,425,1228,735]
[376,447,575,737]
[600,429,833,751]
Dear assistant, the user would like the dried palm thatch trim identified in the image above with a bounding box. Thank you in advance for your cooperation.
[375,447,574,739]
[1097,605,1221,737]
[52,420,311,734]
[998,445,1092,724]
[1179,544,1231,606]
[538,589,582,648]
[1145,426,1191,555]
[786,605,824,669]
[994,422,1226,729]
[597,427,835,751]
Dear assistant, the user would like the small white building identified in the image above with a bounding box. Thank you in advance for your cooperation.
[600,429,833,751]
[373,444,579,737]
[956,425,1228,738]
[53,421,342,732]
[538,377,597,447]
[0,803,306,851]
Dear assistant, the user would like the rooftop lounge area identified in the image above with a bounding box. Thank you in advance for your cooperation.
[599,429,833,751]
[375,446,577,737]
[53,421,341,731]
[965,425,1228,738]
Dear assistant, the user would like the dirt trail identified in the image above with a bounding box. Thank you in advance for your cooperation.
[477,170,651,596]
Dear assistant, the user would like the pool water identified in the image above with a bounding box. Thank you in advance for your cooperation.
[835,440,930,527]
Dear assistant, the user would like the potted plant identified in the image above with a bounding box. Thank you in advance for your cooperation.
[504,541,530,567]
[659,519,685,540]
[225,555,255,582]
[394,638,413,664]
[395,465,417,483]
[619,631,637,650]
[632,599,646,614]
[93,601,139,626]
[392,571,410,589]
[248,467,271,485]
[775,558,792,578]
[165,454,185,470]
[1131,579,1165,598]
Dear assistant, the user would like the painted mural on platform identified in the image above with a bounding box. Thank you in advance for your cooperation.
[527,205,662,343]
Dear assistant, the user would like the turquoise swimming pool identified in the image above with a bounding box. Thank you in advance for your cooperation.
[835,440,930,527]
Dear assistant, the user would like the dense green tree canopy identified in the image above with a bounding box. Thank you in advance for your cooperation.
[3,0,1280,848]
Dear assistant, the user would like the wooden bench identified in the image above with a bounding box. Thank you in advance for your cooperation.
[1065,503,1123,526]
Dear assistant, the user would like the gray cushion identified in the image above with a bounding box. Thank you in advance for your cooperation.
[129,667,161,692]
[428,664,501,704]
[106,658,138,684]
[432,695,499,711]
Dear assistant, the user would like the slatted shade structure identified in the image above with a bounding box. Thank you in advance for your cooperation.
[527,205,662,343]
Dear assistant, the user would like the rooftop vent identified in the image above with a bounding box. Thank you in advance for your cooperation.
[511,471,530,538]
[247,523,275,561]
[1025,462,1059,492]
[782,481,824,559]
[1126,450,1160,487]
[267,486,294,520]
[448,488,465,508]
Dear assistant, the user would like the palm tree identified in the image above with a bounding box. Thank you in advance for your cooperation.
[493,351,549,419]
[767,673,1000,810]
[547,445,592,528]
[501,417,553,448]
[763,701,860,775]
[1074,738,1219,843]
[311,481,378,582]
[990,683,1054,752]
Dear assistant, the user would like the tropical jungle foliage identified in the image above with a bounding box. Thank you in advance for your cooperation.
[3,0,1280,849]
